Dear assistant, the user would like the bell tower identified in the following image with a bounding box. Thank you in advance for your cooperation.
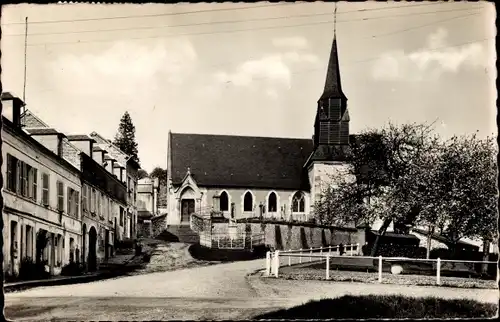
[313,22,349,147]
[304,5,352,206]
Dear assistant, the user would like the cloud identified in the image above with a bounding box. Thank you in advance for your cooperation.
[371,28,489,81]
[49,38,198,93]
[213,51,319,88]
[272,36,309,49]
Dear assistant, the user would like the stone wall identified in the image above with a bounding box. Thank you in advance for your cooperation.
[151,214,167,237]
[210,221,365,250]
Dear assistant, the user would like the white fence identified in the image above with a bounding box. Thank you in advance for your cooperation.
[265,246,499,286]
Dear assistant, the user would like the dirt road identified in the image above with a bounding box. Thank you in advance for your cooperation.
[5,258,498,320]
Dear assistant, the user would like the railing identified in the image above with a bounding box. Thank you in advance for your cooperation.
[265,249,499,286]
[211,232,265,250]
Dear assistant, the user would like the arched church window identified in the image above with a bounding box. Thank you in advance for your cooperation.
[244,192,253,212]
[220,191,229,212]
[268,192,277,212]
[292,192,305,213]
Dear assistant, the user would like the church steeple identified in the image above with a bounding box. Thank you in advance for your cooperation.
[313,5,350,148]
[318,37,347,102]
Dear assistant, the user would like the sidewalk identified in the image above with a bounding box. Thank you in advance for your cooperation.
[5,254,138,293]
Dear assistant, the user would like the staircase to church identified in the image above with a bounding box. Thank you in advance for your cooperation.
[159,224,200,244]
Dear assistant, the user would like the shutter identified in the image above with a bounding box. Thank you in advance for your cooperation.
[32,168,38,201]
[67,187,72,215]
[75,191,80,218]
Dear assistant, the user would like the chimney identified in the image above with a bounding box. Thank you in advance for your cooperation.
[1,92,25,127]
[25,128,66,157]
[66,135,96,157]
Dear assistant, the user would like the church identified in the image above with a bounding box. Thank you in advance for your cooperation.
[166,32,355,226]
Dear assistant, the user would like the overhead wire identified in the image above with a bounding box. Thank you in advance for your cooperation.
[1,1,446,26]
[17,7,485,47]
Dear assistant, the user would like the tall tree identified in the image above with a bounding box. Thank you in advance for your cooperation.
[114,111,140,166]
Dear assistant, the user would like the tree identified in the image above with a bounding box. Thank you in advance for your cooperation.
[149,167,168,207]
[435,134,497,260]
[150,167,168,183]
[137,169,149,179]
[114,111,140,166]
[314,122,440,256]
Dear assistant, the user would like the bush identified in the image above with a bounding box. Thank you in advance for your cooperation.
[61,262,85,276]
[18,257,50,281]
[362,244,426,258]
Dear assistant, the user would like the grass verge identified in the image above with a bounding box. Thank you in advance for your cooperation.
[278,263,498,289]
[253,295,498,319]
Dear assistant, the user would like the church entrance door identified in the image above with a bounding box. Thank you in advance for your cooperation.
[181,199,195,223]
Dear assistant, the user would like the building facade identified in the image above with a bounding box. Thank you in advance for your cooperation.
[89,132,140,241]
[3,92,137,278]
[2,94,82,277]
[137,177,159,237]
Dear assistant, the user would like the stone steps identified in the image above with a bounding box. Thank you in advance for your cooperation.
[164,225,200,244]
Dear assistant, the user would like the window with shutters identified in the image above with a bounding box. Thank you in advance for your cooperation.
[74,190,80,218]
[42,173,50,206]
[31,168,38,201]
[6,154,18,192]
[20,162,29,197]
[67,187,73,216]
[82,185,88,212]
[98,192,103,217]
[57,181,64,212]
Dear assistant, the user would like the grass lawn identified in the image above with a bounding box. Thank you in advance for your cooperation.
[253,295,498,319]
[277,262,498,289]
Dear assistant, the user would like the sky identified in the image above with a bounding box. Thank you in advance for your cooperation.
[1,1,496,172]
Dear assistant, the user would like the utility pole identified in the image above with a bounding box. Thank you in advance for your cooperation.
[23,17,28,103]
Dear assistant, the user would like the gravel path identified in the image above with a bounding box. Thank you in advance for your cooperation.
[5,258,498,320]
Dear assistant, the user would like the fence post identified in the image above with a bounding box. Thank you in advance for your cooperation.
[230,237,233,249]
[274,250,280,278]
[436,258,441,285]
[310,247,312,262]
[299,248,302,263]
[265,251,271,276]
[326,254,330,280]
[288,249,291,266]
[357,243,360,255]
[378,256,383,283]
[329,246,332,255]
[217,235,220,249]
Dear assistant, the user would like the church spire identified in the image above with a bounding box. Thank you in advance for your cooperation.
[318,3,346,102]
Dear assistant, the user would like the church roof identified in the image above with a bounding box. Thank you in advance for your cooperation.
[319,37,347,101]
[170,133,313,190]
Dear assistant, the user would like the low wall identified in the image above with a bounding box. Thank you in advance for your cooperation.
[211,221,366,250]
[151,214,167,237]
